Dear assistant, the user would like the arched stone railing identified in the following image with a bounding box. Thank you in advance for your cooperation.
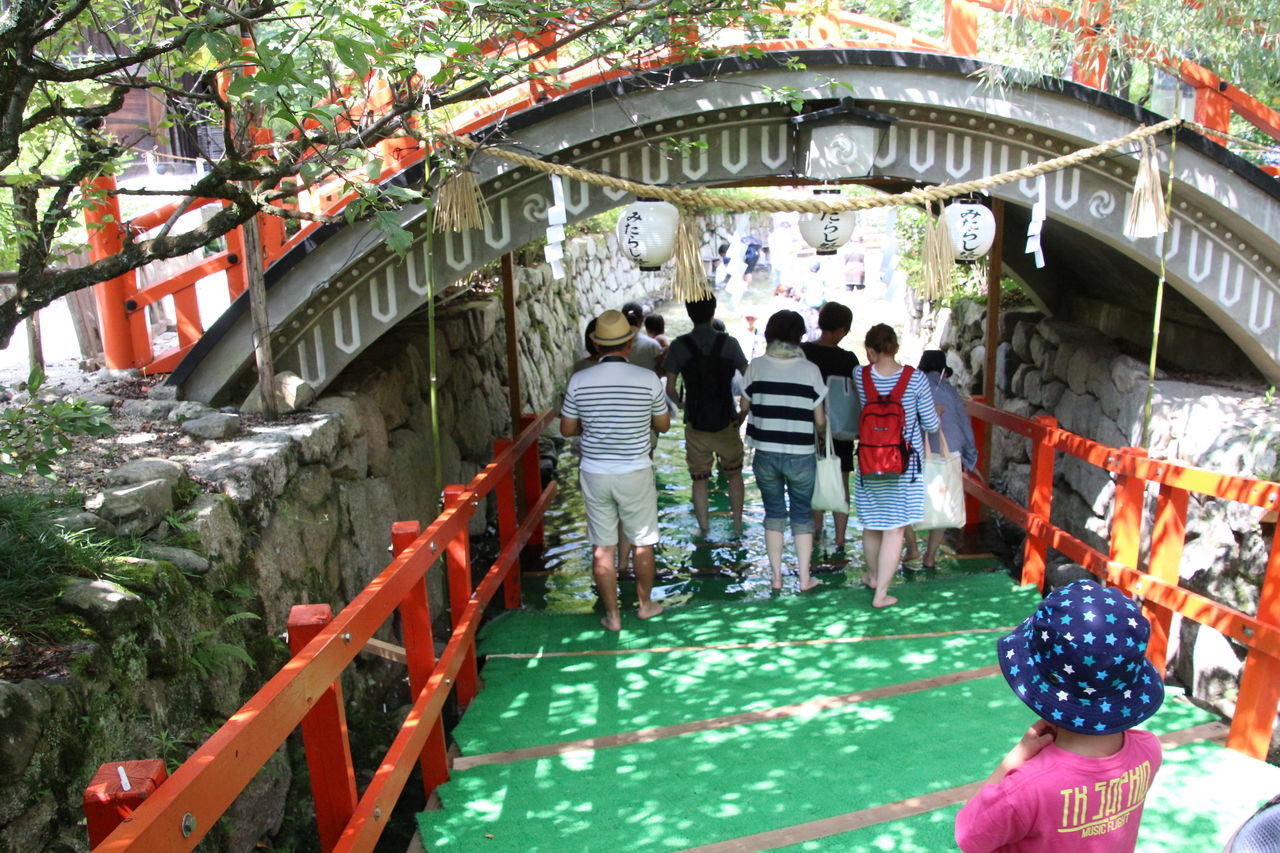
[172,49,1280,405]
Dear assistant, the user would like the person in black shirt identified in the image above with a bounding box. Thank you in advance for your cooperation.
[664,297,750,539]
[801,302,860,550]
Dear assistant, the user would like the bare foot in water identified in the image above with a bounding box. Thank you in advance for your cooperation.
[770,570,783,591]
[859,574,875,590]
[601,614,622,632]
[799,577,823,592]
[637,602,664,620]
[872,594,899,609]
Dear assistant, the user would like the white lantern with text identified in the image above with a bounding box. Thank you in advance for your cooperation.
[943,202,996,261]
[797,189,855,256]
[617,198,680,271]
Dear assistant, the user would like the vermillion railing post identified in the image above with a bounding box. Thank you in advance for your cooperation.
[527,28,559,102]
[83,759,168,849]
[442,488,479,708]
[1071,0,1110,89]
[519,412,545,547]
[1109,447,1147,586]
[1022,415,1057,591]
[391,521,450,795]
[224,221,249,301]
[287,604,358,853]
[1144,481,1189,672]
[1226,517,1280,758]
[943,0,978,56]
[84,174,151,369]
[494,437,523,609]
[1193,83,1232,145]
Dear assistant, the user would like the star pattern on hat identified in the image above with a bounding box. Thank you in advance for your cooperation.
[999,580,1164,735]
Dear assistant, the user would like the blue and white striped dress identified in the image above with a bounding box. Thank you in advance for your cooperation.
[853,365,940,530]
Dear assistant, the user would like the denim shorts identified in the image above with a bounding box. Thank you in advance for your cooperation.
[752,450,816,535]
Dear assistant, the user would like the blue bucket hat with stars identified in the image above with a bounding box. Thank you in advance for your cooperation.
[998,579,1164,735]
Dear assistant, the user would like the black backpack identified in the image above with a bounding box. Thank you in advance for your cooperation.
[677,332,738,432]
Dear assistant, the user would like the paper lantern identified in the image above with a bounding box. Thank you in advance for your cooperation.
[944,202,996,261]
[797,189,855,256]
[617,198,679,271]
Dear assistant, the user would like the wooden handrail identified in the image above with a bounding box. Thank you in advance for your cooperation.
[963,397,1280,759]
[85,410,557,851]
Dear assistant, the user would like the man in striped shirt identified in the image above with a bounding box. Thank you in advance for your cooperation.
[561,310,671,631]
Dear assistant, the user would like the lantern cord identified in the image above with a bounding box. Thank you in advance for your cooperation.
[427,118,1181,216]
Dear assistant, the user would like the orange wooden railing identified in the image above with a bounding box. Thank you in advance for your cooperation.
[82,410,555,852]
[963,398,1280,760]
[89,2,1280,373]
[953,0,1280,157]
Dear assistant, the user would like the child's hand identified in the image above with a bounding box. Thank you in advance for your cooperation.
[988,720,1055,785]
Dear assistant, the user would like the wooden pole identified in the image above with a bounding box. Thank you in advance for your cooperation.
[25,313,43,377]
[501,253,521,439]
[242,214,278,419]
[981,198,1004,482]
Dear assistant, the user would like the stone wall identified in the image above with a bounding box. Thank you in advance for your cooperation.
[0,219,737,852]
[937,300,1280,750]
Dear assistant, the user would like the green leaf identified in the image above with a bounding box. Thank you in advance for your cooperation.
[333,38,370,77]
[376,211,412,256]
[224,74,255,99]
[414,55,443,80]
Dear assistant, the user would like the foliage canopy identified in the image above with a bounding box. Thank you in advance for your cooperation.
[0,0,774,347]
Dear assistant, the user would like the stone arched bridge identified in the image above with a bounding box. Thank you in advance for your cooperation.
[170,49,1280,404]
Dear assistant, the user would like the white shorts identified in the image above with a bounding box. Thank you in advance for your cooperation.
[579,467,660,547]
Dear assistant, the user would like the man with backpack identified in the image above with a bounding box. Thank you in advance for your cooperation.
[664,297,749,539]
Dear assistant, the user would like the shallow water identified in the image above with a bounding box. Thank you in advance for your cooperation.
[531,269,904,614]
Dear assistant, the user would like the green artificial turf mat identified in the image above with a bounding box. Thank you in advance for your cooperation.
[455,631,1002,754]
[769,804,964,852]
[482,571,1038,656]
[419,676,1217,853]
[420,677,1026,852]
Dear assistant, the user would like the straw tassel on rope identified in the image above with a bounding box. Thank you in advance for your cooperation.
[433,162,491,232]
[920,201,955,301]
[1124,134,1168,240]
[672,209,713,302]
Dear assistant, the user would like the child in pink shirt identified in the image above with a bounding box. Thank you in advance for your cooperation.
[955,579,1165,852]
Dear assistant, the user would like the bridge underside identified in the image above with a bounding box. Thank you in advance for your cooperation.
[172,50,1280,405]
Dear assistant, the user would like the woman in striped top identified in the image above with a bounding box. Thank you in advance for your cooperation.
[854,324,940,609]
[740,310,827,592]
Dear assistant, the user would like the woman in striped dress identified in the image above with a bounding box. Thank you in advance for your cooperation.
[853,324,940,609]
[740,310,827,592]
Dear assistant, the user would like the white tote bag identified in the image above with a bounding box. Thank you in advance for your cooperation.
[920,431,965,530]
[810,420,850,514]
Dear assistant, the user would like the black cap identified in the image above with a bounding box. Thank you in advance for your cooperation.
[919,350,948,375]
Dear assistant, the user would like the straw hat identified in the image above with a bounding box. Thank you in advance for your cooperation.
[589,310,637,347]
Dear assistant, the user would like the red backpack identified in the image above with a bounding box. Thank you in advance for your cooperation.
[857,365,916,478]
